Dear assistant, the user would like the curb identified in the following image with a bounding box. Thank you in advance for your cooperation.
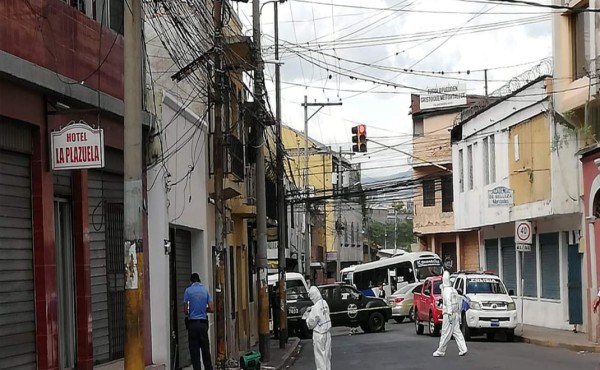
[261,338,302,370]
[516,335,600,353]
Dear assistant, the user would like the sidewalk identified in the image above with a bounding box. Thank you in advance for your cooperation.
[250,337,301,370]
[517,325,600,353]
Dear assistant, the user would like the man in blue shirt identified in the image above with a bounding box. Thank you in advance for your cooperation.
[184,273,214,370]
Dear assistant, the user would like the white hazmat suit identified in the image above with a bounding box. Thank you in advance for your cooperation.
[303,286,332,370]
[433,271,467,357]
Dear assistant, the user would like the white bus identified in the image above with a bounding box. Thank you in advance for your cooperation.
[352,252,443,297]
[339,265,356,285]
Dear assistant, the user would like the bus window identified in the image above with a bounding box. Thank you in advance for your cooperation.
[414,258,443,281]
[397,261,415,285]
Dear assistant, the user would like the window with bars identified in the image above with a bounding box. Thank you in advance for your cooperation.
[423,179,436,207]
[441,176,453,212]
[482,138,489,185]
[458,149,464,192]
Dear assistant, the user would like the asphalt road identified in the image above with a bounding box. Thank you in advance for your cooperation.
[290,320,600,370]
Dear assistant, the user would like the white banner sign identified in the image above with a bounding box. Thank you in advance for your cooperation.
[420,83,467,110]
[488,186,514,207]
[51,121,105,170]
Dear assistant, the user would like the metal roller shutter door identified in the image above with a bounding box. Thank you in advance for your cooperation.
[0,150,36,370]
[173,228,192,368]
[89,171,124,364]
[484,239,498,275]
[501,237,517,293]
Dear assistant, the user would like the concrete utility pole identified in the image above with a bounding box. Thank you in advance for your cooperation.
[212,0,228,365]
[123,0,144,369]
[301,97,342,282]
[253,0,270,362]
[274,0,288,349]
[336,147,342,281]
[394,208,398,254]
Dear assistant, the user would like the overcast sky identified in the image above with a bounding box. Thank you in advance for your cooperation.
[233,0,553,182]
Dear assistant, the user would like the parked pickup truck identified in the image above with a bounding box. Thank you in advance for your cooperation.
[413,276,443,337]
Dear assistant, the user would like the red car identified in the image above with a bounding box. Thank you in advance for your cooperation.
[413,276,443,336]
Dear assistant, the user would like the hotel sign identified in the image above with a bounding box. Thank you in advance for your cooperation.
[488,186,513,207]
[51,121,105,170]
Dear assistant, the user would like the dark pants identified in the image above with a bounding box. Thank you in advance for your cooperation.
[188,320,213,370]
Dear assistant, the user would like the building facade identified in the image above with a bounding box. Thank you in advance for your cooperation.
[451,77,583,331]
[553,0,600,339]
[0,1,156,369]
[410,94,482,273]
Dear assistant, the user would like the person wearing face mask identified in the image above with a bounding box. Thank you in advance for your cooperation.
[433,271,467,357]
[303,286,332,370]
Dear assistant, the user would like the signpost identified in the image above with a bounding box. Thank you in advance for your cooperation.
[515,220,532,336]
[51,121,105,170]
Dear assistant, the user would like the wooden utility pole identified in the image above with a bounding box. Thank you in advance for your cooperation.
[123,0,144,369]
[212,0,228,366]
[253,0,270,362]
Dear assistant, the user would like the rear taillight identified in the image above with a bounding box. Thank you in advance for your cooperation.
[394,297,404,304]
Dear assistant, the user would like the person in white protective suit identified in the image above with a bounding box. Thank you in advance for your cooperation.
[433,271,468,357]
[303,286,332,370]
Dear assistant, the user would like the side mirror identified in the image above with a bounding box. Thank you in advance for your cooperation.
[457,289,463,296]
[508,289,515,296]
[424,289,430,296]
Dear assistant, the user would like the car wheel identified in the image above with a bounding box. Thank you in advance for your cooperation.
[461,313,471,341]
[415,312,424,335]
[506,329,515,342]
[298,321,312,339]
[408,307,415,322]
[429,312,440,337]
[368,312,385,332]
[486,332,495,341]
[394,317,405,324]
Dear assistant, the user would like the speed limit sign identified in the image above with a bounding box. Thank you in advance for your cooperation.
[515,220,532,244]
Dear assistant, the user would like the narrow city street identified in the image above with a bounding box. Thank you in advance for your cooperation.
[291,322,600,370]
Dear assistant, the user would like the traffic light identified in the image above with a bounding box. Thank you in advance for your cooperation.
[351,124,367,152]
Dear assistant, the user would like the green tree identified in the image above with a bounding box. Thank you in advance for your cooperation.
[367,219,415,249]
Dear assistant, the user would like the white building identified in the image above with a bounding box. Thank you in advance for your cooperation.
[451,76,583,331]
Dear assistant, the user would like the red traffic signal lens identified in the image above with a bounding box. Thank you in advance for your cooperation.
[358,125,366,135]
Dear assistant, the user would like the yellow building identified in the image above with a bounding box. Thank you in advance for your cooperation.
[410,93,482,272]
[282,126,364,283]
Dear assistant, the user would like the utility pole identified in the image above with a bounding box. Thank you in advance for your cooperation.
[123,0,144,369]
[274,0,288,349]
[212,0,228,365]
[336,147,342,281]
[253,0,270,362]
[484,69,489,98]
[301,97,342,282]
[394,208,398,254]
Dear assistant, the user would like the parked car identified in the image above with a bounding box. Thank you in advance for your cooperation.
[387,282,422,323]
[413,276,443,336]
[453,271,517,341]
[268,273,313,338]
[318,283,392,333]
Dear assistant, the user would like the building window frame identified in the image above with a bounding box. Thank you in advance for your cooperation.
[570,3,591,81]
[441,175,453,212]
[458,148,464,193]
[467,144,474,190]
[423,179,436,207]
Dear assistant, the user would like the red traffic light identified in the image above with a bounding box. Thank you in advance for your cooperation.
[351,125,367,153]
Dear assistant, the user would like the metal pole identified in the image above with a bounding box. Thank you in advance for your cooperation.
[123,0,144,369]
[253,0,270,361]
[303,95,310,281]
[336,147,342,281]
[274,0,288,349]
[212,0,228,365]
[394,209,398,253]
[484,69,489,98]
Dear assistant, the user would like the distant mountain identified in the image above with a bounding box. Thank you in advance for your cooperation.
[361,170,412,185]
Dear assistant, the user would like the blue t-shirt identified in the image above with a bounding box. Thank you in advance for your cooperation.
[184,282,212,320]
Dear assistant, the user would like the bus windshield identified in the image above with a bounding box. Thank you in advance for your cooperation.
[466,278,506,294]
[414,258,443,280]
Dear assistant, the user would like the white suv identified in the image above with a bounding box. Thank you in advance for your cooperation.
[453,271,517,342]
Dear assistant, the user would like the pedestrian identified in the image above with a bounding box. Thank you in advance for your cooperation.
[433,271,467,357]
[303,286,332,370]
[184,273,214,370]
[378,283,386,299]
